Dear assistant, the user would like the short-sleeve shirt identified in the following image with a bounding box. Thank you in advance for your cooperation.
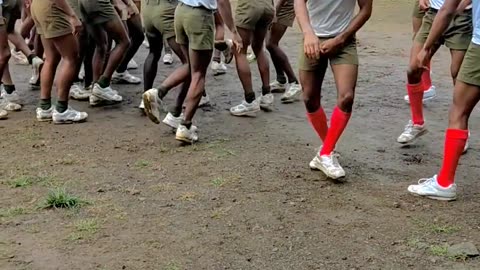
[307,0,356,37]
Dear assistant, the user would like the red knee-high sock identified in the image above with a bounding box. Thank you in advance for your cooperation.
[320,106,351,156]
[306,107,328,142]
[421,62,432,91]
[437,129,469,188]
[407,83,424,125]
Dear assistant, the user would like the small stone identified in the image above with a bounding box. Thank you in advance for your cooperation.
[97,188,105,193]
[300,198,306,202]
[342,257,347,260]
[447,242,479,258]
[272,247,279,252]
[393,202,401,208]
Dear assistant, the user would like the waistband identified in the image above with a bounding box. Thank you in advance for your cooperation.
[178,2,214,12]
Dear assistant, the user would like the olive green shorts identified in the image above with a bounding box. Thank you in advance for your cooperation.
[275,0,295,27]
[235,0,274,30]
[412,0,425,19]
[31,0,72,39]
[66,0,82,18]
[79,0,118,26]
[299,37,358,71]
[0,0,20,33]
[458,43,480,87]
[415,8,472,50]
[174,3,214,50]
[143,0,177,40]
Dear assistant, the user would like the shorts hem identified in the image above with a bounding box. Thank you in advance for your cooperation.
[457,77,480,87]
[42,30,73,39]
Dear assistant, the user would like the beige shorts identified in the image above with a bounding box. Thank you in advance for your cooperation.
[235,0,274,30]
[143,0,177,40]
[275,0,295,27]
[299,37,358,71]
[458,42,480,87]
[79,0,118,26]
[174,3,214,50]
[31,0,72,39]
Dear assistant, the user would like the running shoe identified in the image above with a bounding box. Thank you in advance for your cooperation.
[397,120,428,144]
[211,61,227,75]
[127,59,138,70]
[69,84,91,100]
[259,93,274,111]
[36,107,53,122]
[281,83,302,103]
[163,53,174,65]
[230,100,260,116]
[112,71,141,84]
[52,107,88,124]
[176,124,198,143]
[143,88,163,124]
[310,153,345,180]
[199,94,211,107]
[270,80,286,93]
[407,175,456,201]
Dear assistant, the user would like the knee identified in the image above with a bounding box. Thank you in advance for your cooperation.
[303,94,320,113]
[96,42,108,55]
[265,41,276,52]
[0,49,11,64]
[337,90,355,112]
[406,66,421,80]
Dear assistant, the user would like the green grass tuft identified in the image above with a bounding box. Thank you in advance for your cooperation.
[42,188,86,209]
[430,244,449,257]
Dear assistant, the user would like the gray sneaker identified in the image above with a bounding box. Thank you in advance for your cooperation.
[52,107,88,124]
[176,124,198,143]
[143,88,163,124]
[36,107,53,122]
[407,175,457,201]
[397,120,428,144]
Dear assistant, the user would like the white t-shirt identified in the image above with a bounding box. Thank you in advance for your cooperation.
[430,0,444,10]
[179,0,216,10]
[473,0,480,45]
[307,0,356,37]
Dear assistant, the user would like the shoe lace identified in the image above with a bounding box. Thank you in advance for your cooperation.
[417,177,435,186]
[403,121,414,133]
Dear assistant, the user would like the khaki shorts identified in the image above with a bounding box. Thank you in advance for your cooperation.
[174,3,214,50]
[412,0,425,19]
[79,0,118,26]
[458,42,480,87]
[275,0,295,27]
[66,0,82,18]
[415,8,472,50]
[31,0,72,39]
[299,37,358,71]
[1,0,21,33]
[143,0,177,40]
[235,0,274,30]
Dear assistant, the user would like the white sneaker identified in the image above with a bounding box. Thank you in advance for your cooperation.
[163,112,184,129]
[0,100,22,111]
[259,93,274,111]
[142,88,163,124]
[0,109,7,119]
[408,175,457,201]
[211,61,227,75]
[29,71,40,86]
[69,84,91,100]
[230,100,260,116]
[79,65,85,80]
[176,124,198,143]
[463,131,471,154]
[1,88,22,105]
[270,81,286,93]
[397,120,428,144]
[52,107,88,124]
[127,59,138,70]
[247,51,256,63]
[281,83,302,103]
[139,99,145,110]
[222,39,234,64]
[36,107,53,122]
[92,83,123,102]
[143,39,150,48]
[11,49,28,65]
[404,86,437,104]
[112,71,141,84]
[163,53,174,65]
[310,153,346,180]
[199,94,211,107]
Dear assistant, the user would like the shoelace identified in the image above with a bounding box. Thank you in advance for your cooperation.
[417,177,434,186]
[404,122,414,133]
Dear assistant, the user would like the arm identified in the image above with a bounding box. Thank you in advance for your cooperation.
[336,0,372,44]
[217,0,242,51]
[423,0,463,51]
[456,0,472,14]
[294,0,320,59]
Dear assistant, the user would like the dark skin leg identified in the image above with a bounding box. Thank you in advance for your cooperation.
[449,49,466,85]
[159,38,189,90]
[251,25,271,91]
[88,16,130,82]
[41,34,79,102]
[266,23,298,83]
[300,59,328,113]
[183,45,212,123]
[8,31,32,58]
[143,33,164,91]
[213,12,225,61]
[448,81,480,130]
[83,34,95,87]
[407,42,441,84]
[117,14,144,73]
[330,64,358,113]
[34,33,44,58]
[0,26,12,85]
[234,27,254,97]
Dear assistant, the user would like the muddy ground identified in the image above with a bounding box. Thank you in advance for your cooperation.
[1,0,480,269]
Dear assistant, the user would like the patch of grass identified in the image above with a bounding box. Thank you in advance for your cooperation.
[68,218,99,241]
[407,237,420,248]
[0,207,27,218]
[8,176,33,188]
[178,192,196,201]
[429,224,460,234]
[164,262,180,270]
[135,160,150,168]
[430,244,449,257]
[211,177,226,188]
[41,188,86,209]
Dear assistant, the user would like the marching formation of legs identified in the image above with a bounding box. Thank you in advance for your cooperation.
[1,0,479,202]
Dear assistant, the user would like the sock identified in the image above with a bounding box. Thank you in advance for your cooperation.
[276,71,287,84]
[288,78,298,84]
[157,85,168,99]
[3,84,15,94]
[407,83,424,125]
[27,54,36,65]
[437,129,468,188]
[56,100,68,113]
[39,98,52,110]
[306,107,328,142]
[245,92,256,103]
[421,62,432,91]
[181,120,192,129]
[320,107,351,156]
[97,76,110,88]
[170,106,182,117]
[261,86,271,96]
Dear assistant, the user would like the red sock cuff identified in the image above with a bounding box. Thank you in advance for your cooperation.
[333,106,351,118]
[407,83,423,93]
[446,129,469,140]
[307,107,327,120]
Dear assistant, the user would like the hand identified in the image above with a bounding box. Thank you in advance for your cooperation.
[303,32,321,59]
[70,15,83,36]
[320,36,344,56]
[127,4,139,17]
[419,0,430,10]
[416,47,431,70]
[232,32,243,54]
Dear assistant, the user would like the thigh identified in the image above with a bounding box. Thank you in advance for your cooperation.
[414,10,435,46]
[267,23,288,45]
[103,15,129,43]
[300,64,327,97]
[252,22,269,53]
[156,2,177,40]
[299,40,329,72]
[189,48,212,75]
[331,64,358,96]
[237,27,252,53]
[451,81,480,128]
[450,49,467,79]
[412,0,425,19]
[41,35,61,62]
[52,33,79,59]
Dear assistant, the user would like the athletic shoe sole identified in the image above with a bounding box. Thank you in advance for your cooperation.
[397,129,428,144]
[143,93,161,124]
[230,107,260,117]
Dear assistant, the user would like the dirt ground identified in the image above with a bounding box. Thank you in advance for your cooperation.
[1,0,480,269]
